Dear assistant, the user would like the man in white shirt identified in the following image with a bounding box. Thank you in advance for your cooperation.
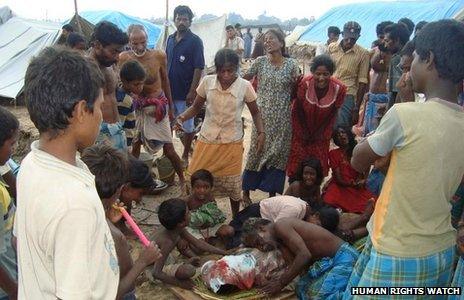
[15,47,119,299]
[225,25,244,58]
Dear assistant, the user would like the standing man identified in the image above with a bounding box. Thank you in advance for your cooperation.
[89,21,129,150]
[166,5,205,166]
[315,26,340,56]
[225,25,245,58]
[328,21,370,127]
[119,25,186,190]
[235,23,243,38]
[383,23,410,107]
[349,19,464,293]
[244,27,253,59]
[251,27,265,59]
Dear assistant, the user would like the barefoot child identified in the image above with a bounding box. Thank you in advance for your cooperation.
[15,47,119,299]
[241,218,358,298]
[0,107,19,299]
[174,48,265,216]
[185,169,226,240]
[82,145,162,299]
[285,157,324,209]
[152,198,227,289]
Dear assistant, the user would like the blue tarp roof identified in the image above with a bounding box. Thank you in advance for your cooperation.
[78,10,162,48]
[299,0,464,48]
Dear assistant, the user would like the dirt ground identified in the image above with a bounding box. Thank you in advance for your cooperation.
[6,105,289,299]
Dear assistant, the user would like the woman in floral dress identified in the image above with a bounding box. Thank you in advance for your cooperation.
[242,29,300,203]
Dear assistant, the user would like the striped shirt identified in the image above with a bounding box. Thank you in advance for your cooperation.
[328,42,370,96]
[116,87,136,146]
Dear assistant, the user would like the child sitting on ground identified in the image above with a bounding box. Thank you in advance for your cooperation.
[185,169,227,240]
[82,144,162,300]
[285,157,324,209]
[0,107,19,300]
[323,127,375,213]
[117,60,145,148]
[152,198,227,289]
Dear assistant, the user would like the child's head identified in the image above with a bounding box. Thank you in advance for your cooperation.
[399,40,415,73]
[241,218,276,252]
[411,20,464,94]
[24,47,105,148]
[296,157,323,187]
[121,156,155,203]
[327,26,340,42]
[214,48,239,84]
[120,60,146,95]
[158,198,190,230]
[333,126,357,155]
[307,206,340,233]
[0,107,19,165]
[190,169,214,201]
[81,144,129,205]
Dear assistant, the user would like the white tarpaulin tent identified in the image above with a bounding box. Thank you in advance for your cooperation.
[0,6,14,25]
[285,25,311,46]
[157,15,227,68]
[0,17,61,98]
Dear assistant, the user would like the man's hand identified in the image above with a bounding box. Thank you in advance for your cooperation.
[186,91,196,106]
[173,116,185,132]
[256,132,265,154]
[260,278,284,295]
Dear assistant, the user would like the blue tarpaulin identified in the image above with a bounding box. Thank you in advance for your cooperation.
[299,0,464,48]
[78,10,162,48]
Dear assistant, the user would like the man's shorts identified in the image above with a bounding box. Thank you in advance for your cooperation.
[173,100,195,134]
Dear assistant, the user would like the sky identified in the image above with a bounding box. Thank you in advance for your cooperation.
[1,0,374,22]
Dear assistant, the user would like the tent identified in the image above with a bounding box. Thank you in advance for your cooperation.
[156,15,227,68]
[299,0,464,48]
[0,17,61,98]
[68,13,95,40]
[285,25,311,46]
[78,10,162,48]
[0,6,14,25]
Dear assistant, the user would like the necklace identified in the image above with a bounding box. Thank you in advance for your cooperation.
[132,49,147,58]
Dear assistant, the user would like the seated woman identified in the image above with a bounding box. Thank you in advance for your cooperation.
[285,157,324,209]
[323,127,375,213]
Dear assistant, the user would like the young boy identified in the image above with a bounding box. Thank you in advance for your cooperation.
[15,47,120,299]
[186,169,226,233]
[351,19,464,291]
[241,218,358,298]
[152,198,227,289]
[82,144,161,300]
[118,60,145,148]
[0,107,19,300]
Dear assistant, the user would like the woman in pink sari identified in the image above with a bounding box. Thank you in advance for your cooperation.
[287,55,347,180]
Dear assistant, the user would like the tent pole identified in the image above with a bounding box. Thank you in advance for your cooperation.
[162,0,169,49]
[74,0,82,34]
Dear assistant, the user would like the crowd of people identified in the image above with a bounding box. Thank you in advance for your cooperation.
[1,3,464,300]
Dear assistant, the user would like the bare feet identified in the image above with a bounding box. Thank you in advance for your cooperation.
[242,194,252,208]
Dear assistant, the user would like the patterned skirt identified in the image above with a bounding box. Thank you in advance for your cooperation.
[344,237,456,300]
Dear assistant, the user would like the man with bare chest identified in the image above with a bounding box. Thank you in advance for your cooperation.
[119,25,185,188]
[89,21,128,150]
[242,218,358,299]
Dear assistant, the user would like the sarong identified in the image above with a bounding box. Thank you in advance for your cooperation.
[344,237,455,300]
[297,242,359,300]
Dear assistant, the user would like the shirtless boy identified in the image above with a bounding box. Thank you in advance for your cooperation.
[119,25,186,189]
[241,218,358,298]
[152,198,227,289]
[89,21,129,150]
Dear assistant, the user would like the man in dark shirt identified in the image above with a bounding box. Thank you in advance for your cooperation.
[166,5,205,165]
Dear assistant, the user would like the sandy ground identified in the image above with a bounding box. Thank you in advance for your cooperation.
[6,105,288,299]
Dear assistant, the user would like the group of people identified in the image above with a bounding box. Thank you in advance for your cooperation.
[224,23,265,60]
[1,2,464,299]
